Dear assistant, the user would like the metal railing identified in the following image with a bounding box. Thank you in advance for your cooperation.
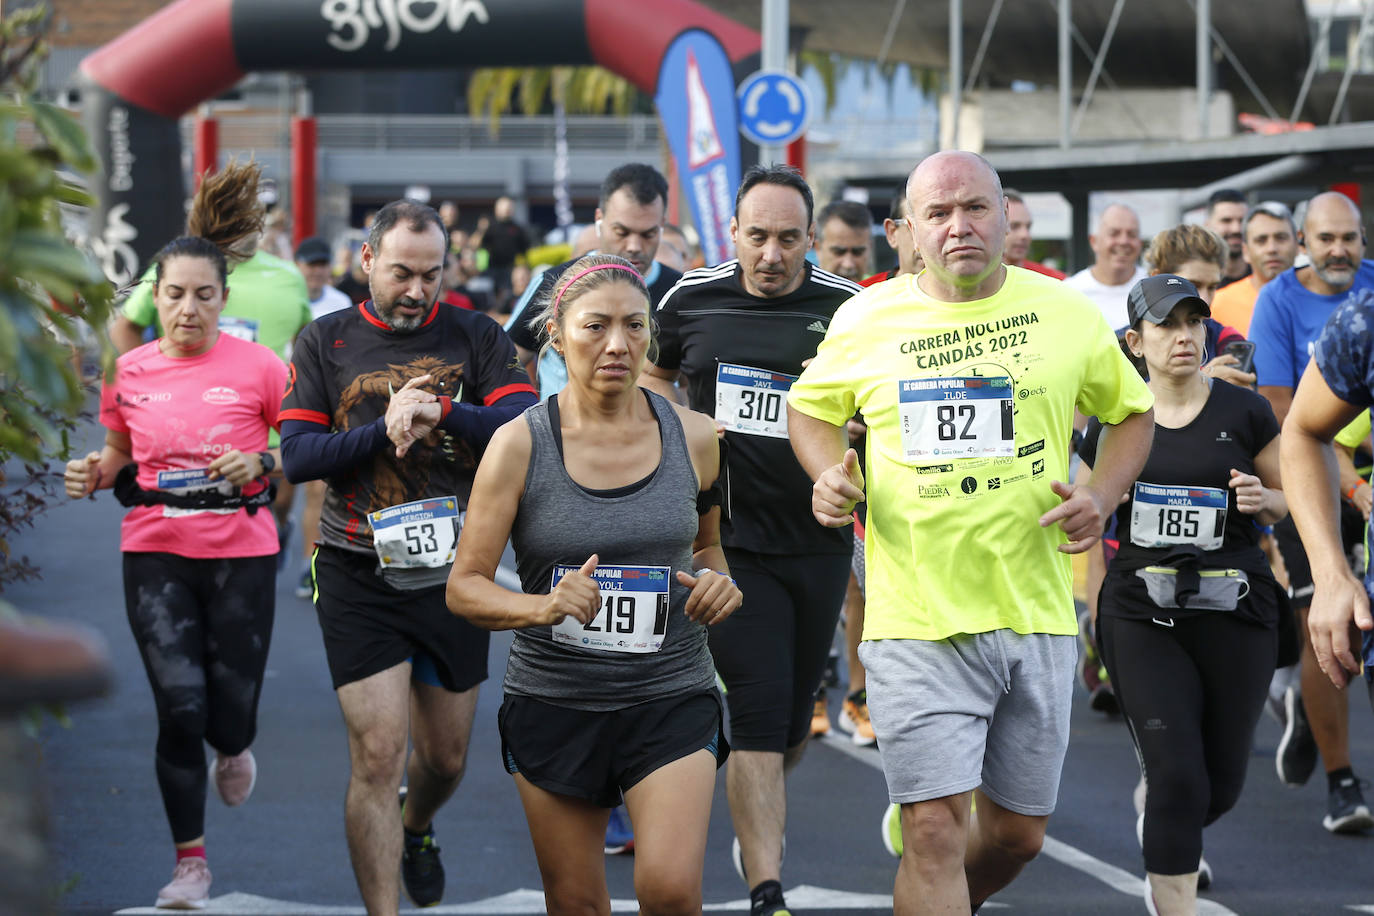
[179,113,662,153]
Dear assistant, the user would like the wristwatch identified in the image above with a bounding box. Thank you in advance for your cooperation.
[258,451,276,475]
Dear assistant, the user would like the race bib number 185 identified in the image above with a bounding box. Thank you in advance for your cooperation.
[898,376,1015,461]
[550,564,671,653]
[1130,483,1227,551]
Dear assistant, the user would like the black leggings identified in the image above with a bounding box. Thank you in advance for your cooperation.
[707,548,849,751]
[1097,610,1276,875]
[123,552,276,843]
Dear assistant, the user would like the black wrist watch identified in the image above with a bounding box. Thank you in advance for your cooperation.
[258,451,276,474]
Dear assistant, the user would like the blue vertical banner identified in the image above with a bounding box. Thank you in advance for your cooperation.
[655,30,742,267]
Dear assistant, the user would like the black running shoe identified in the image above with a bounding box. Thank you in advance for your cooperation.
[1276,685,1317,787]
[400,789,445,907]
[1323,776,1374,834]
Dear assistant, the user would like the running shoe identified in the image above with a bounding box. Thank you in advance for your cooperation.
[211,749,256,807]
[1323,776,1374,834]
[399,788,445,907]
[294,566,313,600]
[1276,685,1318,787]
[156,856,211,910]
[838,689,877,746]
[604,804,634,854]
[1077,610,1118,714]
[810,690,831,737]
[731,836,784,883]
[881,802,902,858]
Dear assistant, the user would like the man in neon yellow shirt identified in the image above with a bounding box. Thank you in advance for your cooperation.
[788,151,1155,914]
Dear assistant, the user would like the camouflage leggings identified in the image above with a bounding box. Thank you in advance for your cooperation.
[123,552,275,843]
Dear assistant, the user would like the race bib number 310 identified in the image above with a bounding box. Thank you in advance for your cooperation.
[550,564,671,653]
[1130,483,1227,551]
[368,497,461,569]
[715,362,796,438]
[898,377,1015,460]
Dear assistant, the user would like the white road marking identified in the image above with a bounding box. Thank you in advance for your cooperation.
[814,733,1239,916]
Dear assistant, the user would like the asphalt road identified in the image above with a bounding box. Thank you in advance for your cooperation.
[7,428,1374,915]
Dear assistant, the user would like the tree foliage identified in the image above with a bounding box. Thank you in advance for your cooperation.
[467,66,639,136]
[0,4,113,464]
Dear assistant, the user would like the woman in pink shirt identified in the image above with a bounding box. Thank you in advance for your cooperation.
[65,236,286,910]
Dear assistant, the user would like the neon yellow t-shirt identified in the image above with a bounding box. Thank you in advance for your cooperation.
[121,249,311,364]
[788,266,1154,641]
[1335,411,1371,451]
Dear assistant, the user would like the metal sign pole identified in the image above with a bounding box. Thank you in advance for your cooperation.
[760,0,787,164]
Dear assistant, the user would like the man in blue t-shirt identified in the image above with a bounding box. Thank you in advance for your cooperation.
[1283,288,1374,833]
[1252,190,1374,833]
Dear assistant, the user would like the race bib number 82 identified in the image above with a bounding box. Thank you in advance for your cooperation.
[898,376,1015,461]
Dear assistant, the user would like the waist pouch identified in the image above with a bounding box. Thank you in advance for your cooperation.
[1134,565,1249,611]
[376,563,452,592]
[113,463,275,515]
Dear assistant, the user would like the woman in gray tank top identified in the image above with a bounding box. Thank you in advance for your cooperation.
[447,255,741,914]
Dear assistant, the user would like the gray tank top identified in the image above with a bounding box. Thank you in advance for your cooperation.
[503,390,716,710]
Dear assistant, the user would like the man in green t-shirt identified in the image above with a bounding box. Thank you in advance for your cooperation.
[788,151,1155,915]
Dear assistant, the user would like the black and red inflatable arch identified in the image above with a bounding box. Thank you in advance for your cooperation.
[78,0,759,283]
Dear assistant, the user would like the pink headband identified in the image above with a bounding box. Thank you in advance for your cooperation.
[553,263,643,317]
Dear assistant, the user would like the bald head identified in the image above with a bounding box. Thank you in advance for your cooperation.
[1088,203,1143,285]
[906,151,1004,207]
[1302,191,1365,294]
[904,151,1008,300]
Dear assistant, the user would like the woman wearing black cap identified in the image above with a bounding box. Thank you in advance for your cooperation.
[1077,275,1286,916]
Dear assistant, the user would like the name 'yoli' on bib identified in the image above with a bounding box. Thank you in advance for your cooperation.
[715,362,796,439]
[898,376,1015,461]
[1130,482,1227,551]
[368,496,461,568]
[549,564,671,653]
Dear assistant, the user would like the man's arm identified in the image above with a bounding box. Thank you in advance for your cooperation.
[1281,361,1372,687]
[1040,408,1154,553]
[1259,385,1294,426]
[640,363,686,405]
[788,405,864,527]
[110,315,147,354]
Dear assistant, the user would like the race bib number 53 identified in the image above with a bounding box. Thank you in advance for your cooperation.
[715,362,796,438]
[550,564,671,653]
[898,376,1015,461]
[368,497,461,568]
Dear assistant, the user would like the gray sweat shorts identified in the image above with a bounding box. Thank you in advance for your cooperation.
[859,630,1076,816]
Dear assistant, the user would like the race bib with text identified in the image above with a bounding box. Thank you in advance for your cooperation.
[368,496,461,568]
[715,363,796,439]
[155,467,235,518]
[218,315,260,343]
[1130,483,1227,551]
[898,376,1015,461]
[549,564,671,653]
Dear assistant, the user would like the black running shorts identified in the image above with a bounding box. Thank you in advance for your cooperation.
[499,690,727,808]
[313,544,489,692]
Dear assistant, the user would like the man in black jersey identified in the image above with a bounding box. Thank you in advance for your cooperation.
[279,200,536,914]
[643,165,861,916]
[505,163,683,401]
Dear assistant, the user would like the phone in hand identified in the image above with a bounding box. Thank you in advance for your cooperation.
[1223,340,1255,374]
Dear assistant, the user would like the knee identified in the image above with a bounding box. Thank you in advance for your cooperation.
[979,814,1045,864]
[159,693,208,744]
[413,742,469,785]
[635,874,700,916]
[901,803,966,866]
[349,730,407,785]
